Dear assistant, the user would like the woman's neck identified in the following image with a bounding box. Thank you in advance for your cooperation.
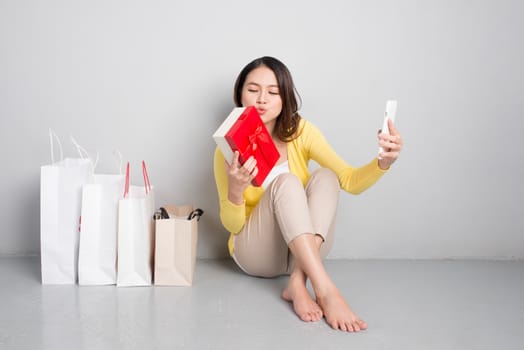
[264,120,276,136]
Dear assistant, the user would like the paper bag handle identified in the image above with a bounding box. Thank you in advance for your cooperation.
[142,161,152,194]
[113,150,123,175]
[123,161,151,198]
[48,129,63,163]
[123,162,130,198]
[70,135,99,171]
[188,208,204,221]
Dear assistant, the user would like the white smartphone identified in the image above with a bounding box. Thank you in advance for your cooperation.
[378,100,397,159]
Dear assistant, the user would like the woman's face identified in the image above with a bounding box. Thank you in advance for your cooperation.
[240,66,282,131]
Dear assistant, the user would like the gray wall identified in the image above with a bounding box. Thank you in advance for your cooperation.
[1,0,523,259]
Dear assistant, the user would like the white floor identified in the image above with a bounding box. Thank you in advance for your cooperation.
[0,257,523,350]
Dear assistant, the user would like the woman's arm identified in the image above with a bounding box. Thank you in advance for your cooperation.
[301,121,390,194]
[213,148,255,234]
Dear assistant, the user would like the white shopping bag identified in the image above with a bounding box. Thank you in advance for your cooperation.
[40,130,94,284]
[77,145,125,286]
[117,161,155,287]
[78,173,125,285]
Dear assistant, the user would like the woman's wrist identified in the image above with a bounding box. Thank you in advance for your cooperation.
[377,158,391,171]
[228,189,245,205]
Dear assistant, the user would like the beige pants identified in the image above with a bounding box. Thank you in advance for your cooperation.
[232,168,340,277]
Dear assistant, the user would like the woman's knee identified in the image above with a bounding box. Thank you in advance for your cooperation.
[270,172,303,193]
[311,167,338,184]
[308,168,340,193]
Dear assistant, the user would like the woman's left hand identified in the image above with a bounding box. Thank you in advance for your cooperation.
[378,118,403,170]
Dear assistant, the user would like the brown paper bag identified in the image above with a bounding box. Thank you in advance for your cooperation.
[154,205,202,286]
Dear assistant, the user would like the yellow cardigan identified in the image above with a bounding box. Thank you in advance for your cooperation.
[213,119,388,255]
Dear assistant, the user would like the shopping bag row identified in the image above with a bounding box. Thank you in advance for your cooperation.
[40,130,202,286]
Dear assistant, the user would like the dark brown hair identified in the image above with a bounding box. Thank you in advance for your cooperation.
[233,56,302,142]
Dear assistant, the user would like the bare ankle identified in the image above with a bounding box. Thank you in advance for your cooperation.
[312,280,338,300]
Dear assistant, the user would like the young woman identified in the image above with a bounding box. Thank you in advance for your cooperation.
[213,56,403,332]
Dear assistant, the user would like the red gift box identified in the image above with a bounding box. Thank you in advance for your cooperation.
[213,106,280,187]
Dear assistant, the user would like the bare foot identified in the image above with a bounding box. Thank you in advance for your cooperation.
[316,287,368,332]
[281,274,323,322]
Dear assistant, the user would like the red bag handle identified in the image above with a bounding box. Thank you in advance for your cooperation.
[123,161,151,198]
[123,162,130,198]
[142,161,151,194]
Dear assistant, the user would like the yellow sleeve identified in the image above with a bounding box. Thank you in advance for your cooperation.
[213,147,247,234]
[300,121,387,194]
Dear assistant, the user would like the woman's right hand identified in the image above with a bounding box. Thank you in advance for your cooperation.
[225,151,258,205]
